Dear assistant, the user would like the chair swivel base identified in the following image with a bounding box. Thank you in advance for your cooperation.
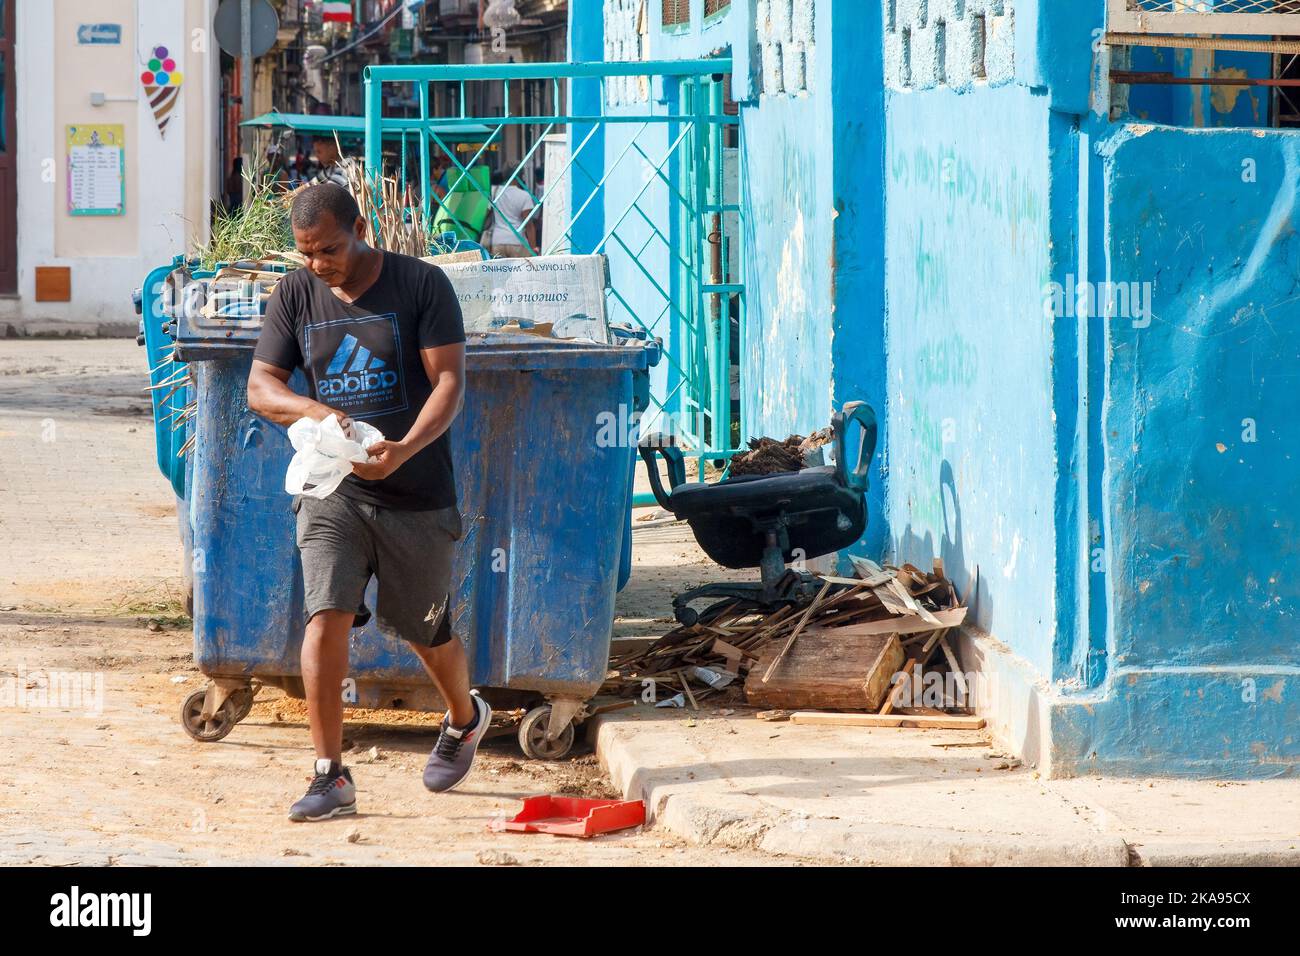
[671,569,825,627]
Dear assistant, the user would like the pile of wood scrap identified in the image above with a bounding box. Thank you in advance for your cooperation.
[606,558,981,729]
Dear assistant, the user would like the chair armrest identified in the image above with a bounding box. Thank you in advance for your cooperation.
[637,434,686,511]
[833,401,878,495]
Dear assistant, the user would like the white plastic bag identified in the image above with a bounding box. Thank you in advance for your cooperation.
[285,415,384,499]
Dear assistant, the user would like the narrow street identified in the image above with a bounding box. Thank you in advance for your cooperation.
[0,339,795,866]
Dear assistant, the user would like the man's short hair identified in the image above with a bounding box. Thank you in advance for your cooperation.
[291,183,360,231]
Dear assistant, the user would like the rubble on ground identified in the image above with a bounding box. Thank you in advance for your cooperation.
[605,557,971,719]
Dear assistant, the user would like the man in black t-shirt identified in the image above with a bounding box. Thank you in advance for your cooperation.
[248,183,490,822]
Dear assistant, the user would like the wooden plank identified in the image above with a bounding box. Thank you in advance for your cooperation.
[817,607,966,638]
[886,578,942,627]
[710,637,747,672]
[879,658,917,716]
[847,555,894,586]
[880,628,947,715]
[761,581,832,683]
[938,634,968,701]
[790,711,986,730]
[677,670,699,711]
[746,632,904,711]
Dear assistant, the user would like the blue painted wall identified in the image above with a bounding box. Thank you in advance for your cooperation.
[1072,123,1300,774]
[885,83,1058,678]
[580,0,888,550]
[569,1,1299,775]
[881,0,1298,776]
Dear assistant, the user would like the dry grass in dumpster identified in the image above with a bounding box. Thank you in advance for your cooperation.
[605,557,972,719]
[161,155,459,460]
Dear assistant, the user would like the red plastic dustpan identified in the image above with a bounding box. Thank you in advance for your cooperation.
[489,795,646,838]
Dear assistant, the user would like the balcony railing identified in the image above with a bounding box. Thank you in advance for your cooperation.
[1109,0,1300,35]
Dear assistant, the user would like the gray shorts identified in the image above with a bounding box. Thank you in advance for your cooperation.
[293,493,463,647]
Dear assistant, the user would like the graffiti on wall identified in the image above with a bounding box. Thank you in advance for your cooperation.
[890,140,1044,252]
[887,134,1048,537]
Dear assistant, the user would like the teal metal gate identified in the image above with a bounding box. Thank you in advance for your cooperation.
[362,60,745,483]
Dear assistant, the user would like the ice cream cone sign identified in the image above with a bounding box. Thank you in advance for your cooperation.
[139,45,183,138]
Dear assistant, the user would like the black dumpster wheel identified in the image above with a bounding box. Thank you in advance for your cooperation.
[228,687,255,724]
[180,688,239,743]
[518,705,575,761]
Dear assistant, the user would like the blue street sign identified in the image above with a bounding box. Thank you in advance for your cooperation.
[77,23,122,45]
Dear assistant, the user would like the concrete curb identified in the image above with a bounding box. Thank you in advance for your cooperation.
[1131,843,1300,867]
[3,321,137,338]
[592,715,1132,866]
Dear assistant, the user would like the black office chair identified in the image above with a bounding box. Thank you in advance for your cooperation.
[639,401,878,625]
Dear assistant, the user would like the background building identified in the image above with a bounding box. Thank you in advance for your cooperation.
[1,0,220,335]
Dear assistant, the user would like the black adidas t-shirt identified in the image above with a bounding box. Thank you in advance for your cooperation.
[253,251,466,510]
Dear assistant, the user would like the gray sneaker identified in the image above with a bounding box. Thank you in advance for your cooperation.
[423,692,491,793]
[289,758,357,822]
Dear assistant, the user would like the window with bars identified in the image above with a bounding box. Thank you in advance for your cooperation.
[705,0,732,16]
[663,0,690,28]
[1109,0,1300,35]
[1106,0,1300,128]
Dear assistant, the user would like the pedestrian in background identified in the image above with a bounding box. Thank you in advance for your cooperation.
[485,167,537,258]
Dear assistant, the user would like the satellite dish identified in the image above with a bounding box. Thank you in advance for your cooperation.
[213,0,280,58]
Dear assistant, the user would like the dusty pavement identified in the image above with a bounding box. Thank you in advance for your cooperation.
[0,339,792,866]
[7,340,1296,869]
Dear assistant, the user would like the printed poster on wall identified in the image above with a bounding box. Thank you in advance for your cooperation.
[66,124,126,216]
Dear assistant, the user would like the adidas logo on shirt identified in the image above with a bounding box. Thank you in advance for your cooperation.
[317,333,399,397]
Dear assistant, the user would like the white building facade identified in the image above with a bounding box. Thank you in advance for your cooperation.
[2,0,219,334]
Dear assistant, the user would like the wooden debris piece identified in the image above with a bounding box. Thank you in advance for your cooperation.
[746,631,905,711]
[710,638,748,673]
[790,712,986,730]
[938,634,968,701]
[761,581,832,682]
[879,628,947,716]
[879,658,918,717]
[817,606,966,638]
[677,670,699,711]
[848,555,895,587]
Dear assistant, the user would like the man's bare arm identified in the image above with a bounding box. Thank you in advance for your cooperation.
[247,359,345,428]
[352,343,465,481]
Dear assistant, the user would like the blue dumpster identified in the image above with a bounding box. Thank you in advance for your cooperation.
[164,270,657,759]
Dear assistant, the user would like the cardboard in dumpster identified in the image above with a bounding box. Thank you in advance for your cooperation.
[438,254,611,343]
[489,795,645,838]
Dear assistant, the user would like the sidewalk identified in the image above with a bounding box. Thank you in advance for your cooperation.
[592,707,1300,866]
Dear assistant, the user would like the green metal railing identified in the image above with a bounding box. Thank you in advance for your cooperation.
[362,60,746,492]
